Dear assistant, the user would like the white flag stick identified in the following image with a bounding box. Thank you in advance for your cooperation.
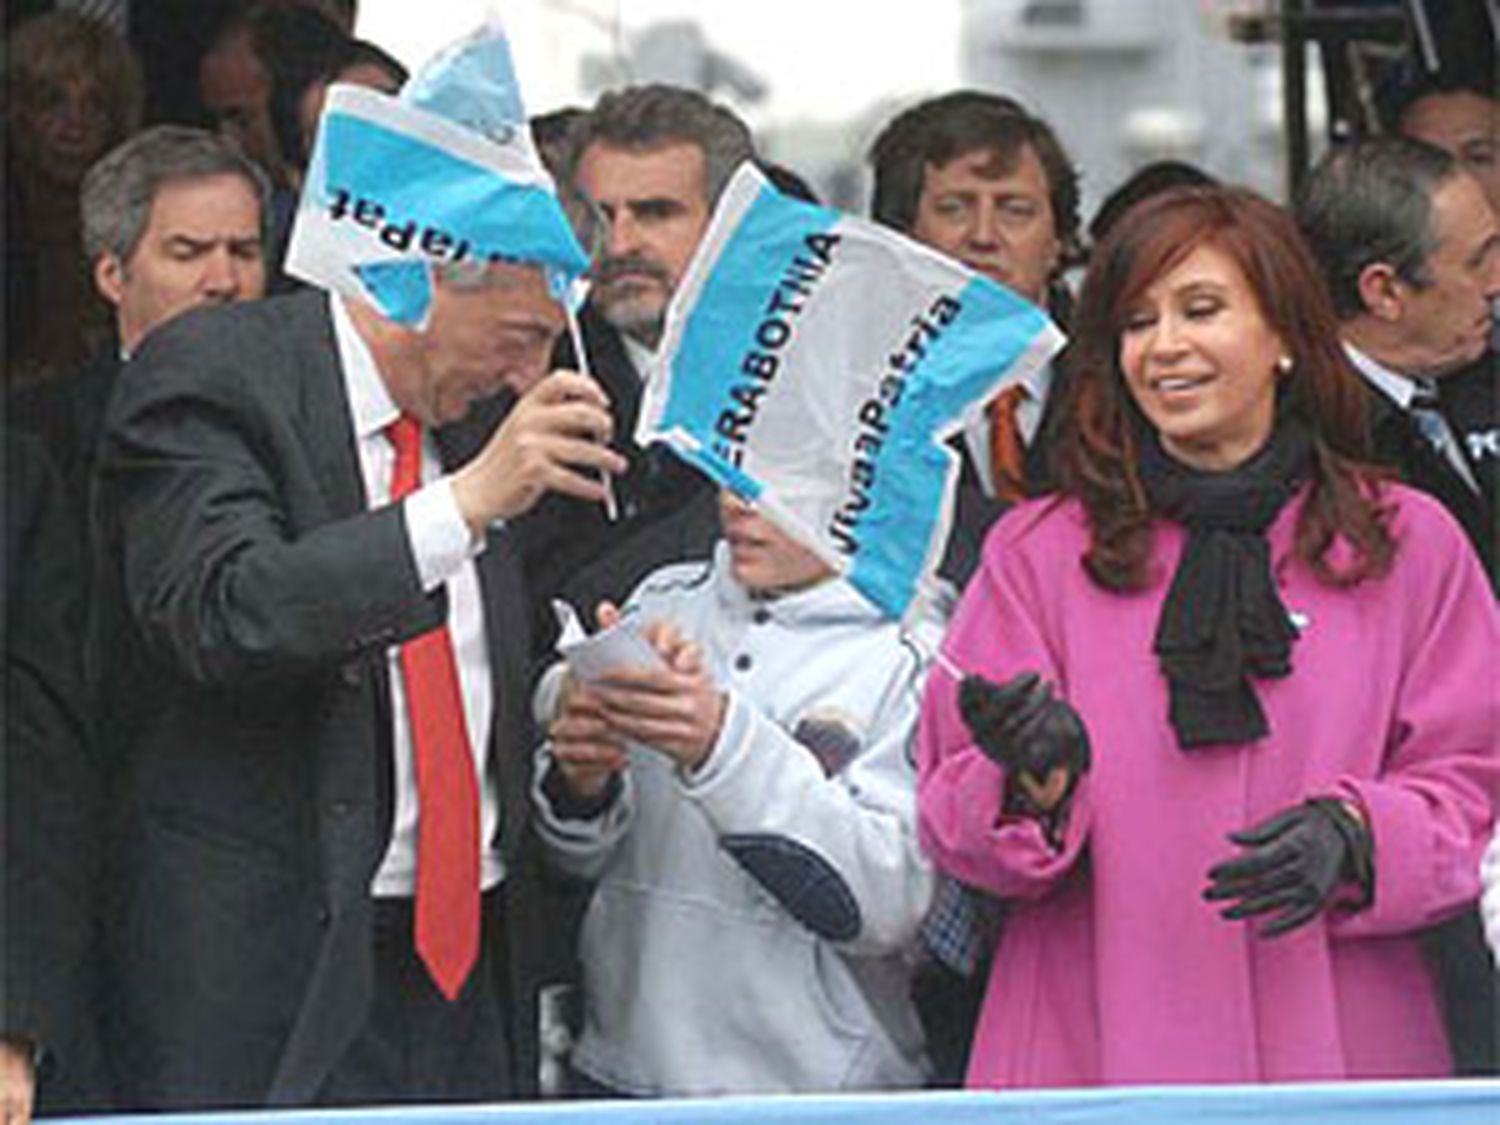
[566,301,618,522]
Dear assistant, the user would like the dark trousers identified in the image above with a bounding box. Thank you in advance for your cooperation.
[316,889,513,1106]
[1425,909,1499,1076]
[565,1066,626,1099]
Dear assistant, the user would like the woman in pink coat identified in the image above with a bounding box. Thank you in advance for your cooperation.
[917,186,1496,1088]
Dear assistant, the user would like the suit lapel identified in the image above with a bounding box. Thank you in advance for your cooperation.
[1369,392,1491,565]
[292,292,368,519]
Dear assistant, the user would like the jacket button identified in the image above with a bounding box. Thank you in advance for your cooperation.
[733,654,752,672]
[752,608,771,625]
[329,800,353,818]
[340,662,362,687]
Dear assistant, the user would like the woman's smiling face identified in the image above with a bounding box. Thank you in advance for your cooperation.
[1118,241,1287,471]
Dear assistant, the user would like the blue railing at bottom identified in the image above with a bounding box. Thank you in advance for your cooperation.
[57,1078,1500,1125]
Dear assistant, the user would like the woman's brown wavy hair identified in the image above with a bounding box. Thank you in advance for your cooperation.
[1054,185,1394,591]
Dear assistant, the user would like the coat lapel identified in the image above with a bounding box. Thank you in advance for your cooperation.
[292,292,368,519]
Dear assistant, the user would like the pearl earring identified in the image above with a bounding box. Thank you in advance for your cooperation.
[1275,355,1293,377]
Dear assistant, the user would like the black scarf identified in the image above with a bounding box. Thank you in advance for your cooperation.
[1139,415,1312,749]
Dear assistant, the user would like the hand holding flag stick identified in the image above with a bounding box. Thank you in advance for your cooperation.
[284,19,622,517]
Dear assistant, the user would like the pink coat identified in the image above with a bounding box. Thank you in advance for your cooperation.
[918,485,1497,1088]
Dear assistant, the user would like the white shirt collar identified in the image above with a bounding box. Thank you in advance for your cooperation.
[1343,341,1424,410]
[622,332,656,386]
[1020,355,1054,411]
[332,294,401,441]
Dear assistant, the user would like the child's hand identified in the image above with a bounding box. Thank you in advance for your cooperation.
[592,649,725,773]
[549,679,628,799]
[588,601,725,771]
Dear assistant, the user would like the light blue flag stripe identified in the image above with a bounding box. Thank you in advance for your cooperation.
[354,260,434,326]
[319,112,589,280]
[402,28,528,140]
[656,181,843,493]
[844,276,1053,616]
[666,439,764,503]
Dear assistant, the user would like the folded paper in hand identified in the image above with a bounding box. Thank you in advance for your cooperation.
[553,601,666,683]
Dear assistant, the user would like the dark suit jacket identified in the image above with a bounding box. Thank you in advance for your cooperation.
[1437,354,1497,586]
[942,351,1073,588]
[7,346,119,497]
[1364,363,1498,1074]
[93,291,548,1109]
[1369,374,1496,590]
[3,432,105,1111]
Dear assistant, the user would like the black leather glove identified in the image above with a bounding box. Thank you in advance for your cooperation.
[1204,799,1373,938]
[958,672,1092,810]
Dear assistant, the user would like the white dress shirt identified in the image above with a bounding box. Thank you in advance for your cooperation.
[621,333,656,390]
[331,296,505,895]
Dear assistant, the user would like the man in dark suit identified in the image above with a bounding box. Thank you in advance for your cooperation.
[1394,71,1500,561]
[3,433,103,1125]
[516,85,757,639]
[865,91,1081,590]
[93,258,625,1109]
[1298,135,1500,1077]
[1298,136,1499,585]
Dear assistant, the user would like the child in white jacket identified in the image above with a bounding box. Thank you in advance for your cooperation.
[531,491,937,1096]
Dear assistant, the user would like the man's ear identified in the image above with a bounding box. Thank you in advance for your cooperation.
[1354,261,1405,322]
[94,253,126,309]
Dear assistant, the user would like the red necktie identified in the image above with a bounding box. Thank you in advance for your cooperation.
[987,383,1029,504]
[387,415,481,1000]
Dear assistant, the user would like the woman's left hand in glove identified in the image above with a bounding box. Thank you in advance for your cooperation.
[1204,799,1372,938]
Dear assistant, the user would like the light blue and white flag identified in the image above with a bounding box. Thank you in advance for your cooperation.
[285,26,587,325]
[640,163,1064,622]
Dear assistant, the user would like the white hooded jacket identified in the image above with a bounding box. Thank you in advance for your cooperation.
[532,544,937,1095]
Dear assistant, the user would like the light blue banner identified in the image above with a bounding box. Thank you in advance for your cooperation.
[55,1080,1500,1125]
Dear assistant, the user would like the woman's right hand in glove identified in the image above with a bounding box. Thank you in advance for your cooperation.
[958,671,1091,813]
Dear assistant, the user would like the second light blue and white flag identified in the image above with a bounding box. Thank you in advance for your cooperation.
[285,25,587,325]
[641,163,1064,622]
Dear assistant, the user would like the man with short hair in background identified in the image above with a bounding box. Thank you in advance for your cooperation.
[4,127,271,1122]
[199,10,288,189]
[1298,136,1499,584]
[1392,69,1499,555]
[10,124,269,500]
[862,88,1083,1086]
[1395,72,1499,218]
[868,91,1082,513]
